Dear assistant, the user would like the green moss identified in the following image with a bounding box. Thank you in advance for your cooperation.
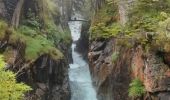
[25,35,63,61]
[128,78,145,98]
[9,27,63,61]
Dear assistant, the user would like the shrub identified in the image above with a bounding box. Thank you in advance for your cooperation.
[154,18,170,52]
[0,55,32,100]
[46,21,71,44]
[128,78,145,98]
[90,22,122,39]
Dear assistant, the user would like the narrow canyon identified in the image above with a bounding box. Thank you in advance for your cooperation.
[0,0,170,100]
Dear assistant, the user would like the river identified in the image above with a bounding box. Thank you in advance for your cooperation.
[68,20,97,100]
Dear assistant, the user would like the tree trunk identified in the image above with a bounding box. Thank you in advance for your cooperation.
[11,0,25,28]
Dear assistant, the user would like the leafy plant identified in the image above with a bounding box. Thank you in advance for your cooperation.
[22,8,40,29]
[0,55,32,100]
[18,25,37,37]
[46,21,71,44]
[90,22,122,39]
[128,78,145,98]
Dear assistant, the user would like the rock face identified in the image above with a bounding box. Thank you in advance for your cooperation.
[88,39,131,100]
[88,38,170,100]
[76,22,90,60]
[88,0,170,100]
[0,0,73,100]
[24,55,70,100]
[0,30,71,100]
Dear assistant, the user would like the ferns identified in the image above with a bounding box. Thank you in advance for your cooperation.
[128,78,145,98]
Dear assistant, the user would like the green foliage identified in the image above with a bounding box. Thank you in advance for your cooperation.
[0,55,32,100]
[154,18,170,52]
[111,51,119,63]
[25,35,63,61]
[129,0,170,30]
[18,25,37,37]
[92,2,118,26]
[46,21,71,44]
[9,28,63,61]
[22,8,41,29]
[128,78,145,98]
[90,22,122,39]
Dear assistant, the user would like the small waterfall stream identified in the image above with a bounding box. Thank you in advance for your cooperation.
[68,19,97,100]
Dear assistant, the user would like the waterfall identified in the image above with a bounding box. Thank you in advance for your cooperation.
[68,16,97,100]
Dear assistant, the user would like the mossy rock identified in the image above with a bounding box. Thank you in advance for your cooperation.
[7,27,63,62]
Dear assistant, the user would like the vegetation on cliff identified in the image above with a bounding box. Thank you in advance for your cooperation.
[0,0,72,62]
[128,78,145,98]
[0,20,63,61]
[0,55,31,100]
[89,0,170,99]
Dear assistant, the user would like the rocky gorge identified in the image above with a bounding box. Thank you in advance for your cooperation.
[0,0,170,100]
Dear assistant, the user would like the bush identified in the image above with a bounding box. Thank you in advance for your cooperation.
[90,22,122,39]
[128,78,145,98]
[46,21,71,44]
[154,18,170,52]
[0,55,32,100]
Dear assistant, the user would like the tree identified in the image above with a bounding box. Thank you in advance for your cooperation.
[0,55,32,100]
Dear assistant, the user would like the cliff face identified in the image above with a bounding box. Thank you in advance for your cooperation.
[88,0,170,100]
[0,0,73,99]
[89,39,170,100]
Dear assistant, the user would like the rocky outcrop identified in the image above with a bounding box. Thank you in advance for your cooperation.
[0,29,71,100]
[88,0,170,100]
[88,38,170,100]
[24,55,70,100]
[76,22,90,60]
[88,39,131,100]
[0,0,73,100]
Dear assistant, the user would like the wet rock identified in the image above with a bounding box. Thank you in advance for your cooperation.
[91,41,106,51]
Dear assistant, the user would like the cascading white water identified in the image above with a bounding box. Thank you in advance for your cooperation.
[68,20,97,100]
